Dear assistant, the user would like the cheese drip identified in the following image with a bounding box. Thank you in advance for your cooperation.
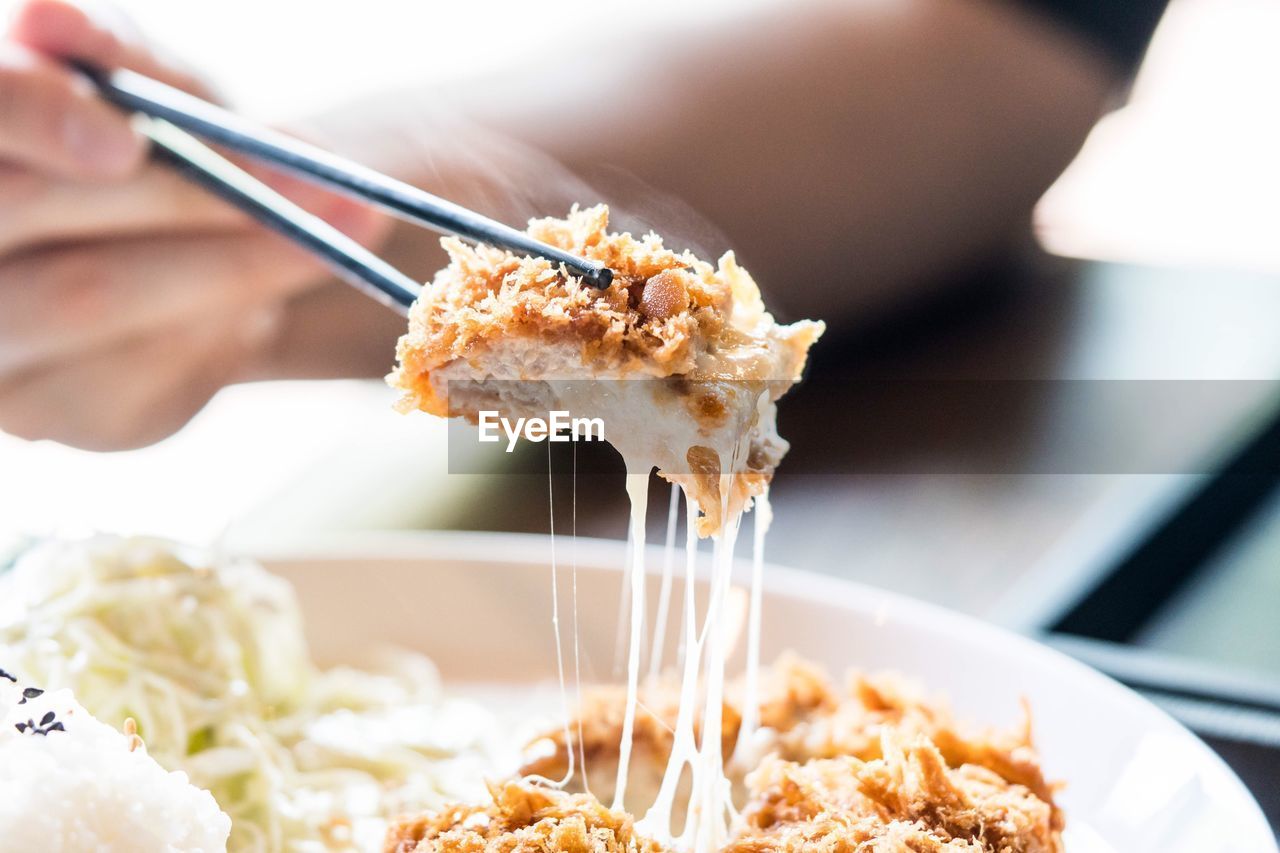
[639,496,702,837]
[649,485,682,681]
[534,446,576,790]
[612,471,650,809]
[731,492,771,769]
[634,424,757,852]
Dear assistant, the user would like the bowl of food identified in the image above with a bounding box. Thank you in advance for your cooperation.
[1,207,1272,853]
[0,532,1272,853]
[271,531,1280,853]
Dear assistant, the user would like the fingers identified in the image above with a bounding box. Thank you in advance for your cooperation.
[11,0,137,69]
[0,228,325,376]
[0,160,241,249]
[0,158,376,253]
[10,0,210,95]
[0,0,221,182]
[0,305,264,450]
[0,41,144,179]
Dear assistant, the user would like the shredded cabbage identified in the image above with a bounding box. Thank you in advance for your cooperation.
[0,536,504,852]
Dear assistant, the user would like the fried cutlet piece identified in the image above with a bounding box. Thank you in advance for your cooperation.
[521,683,741,813]
[728,735,1062,853]
[520,656,1060,834]
[384,780,670,853]
[520,656,834,807]
[387,205,823,535]
[391,659,1061,853]
[774,675,1058,811]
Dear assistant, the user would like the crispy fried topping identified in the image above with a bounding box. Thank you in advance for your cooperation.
[731,736,1062,853]
[520,655,832,793]
[639,270,693,322]
[385,780,671,853]
[389,205,744,416]
[516,655,1062,852]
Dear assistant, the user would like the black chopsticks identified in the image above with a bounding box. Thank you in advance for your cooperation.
[78,65,614,314]
[143,118,423,314]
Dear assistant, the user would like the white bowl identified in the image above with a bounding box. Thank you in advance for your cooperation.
[253,530,1275,853]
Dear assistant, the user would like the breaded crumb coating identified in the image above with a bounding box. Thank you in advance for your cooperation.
[385,780,671,853]
[730,737,1062,852]
[519,655,1062,852]
[389,205,818,412]
[520,655,831,800]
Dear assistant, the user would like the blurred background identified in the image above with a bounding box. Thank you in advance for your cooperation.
[0,0,1275,589]
[0,0,1278,821]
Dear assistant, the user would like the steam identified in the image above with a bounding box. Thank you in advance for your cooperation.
[322,90,732,264]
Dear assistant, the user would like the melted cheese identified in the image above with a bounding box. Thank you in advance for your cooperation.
[635,412,762,852]
[638,497,704,839]
[648,485,682,682]
[732,492,772,770]
[612,471,651,809]
[538,445,576,789]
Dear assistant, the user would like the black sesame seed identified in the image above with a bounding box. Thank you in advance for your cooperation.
[48,722,65,733]
[0,668,15,682]
[40,711,55,726]
[15,721,27,733]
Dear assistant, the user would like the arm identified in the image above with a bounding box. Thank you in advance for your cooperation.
[0,0,1136,447]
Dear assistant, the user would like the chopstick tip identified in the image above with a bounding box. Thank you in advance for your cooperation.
[582,265,614,289]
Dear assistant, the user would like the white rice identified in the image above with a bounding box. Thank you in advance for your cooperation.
[0,679,230,853]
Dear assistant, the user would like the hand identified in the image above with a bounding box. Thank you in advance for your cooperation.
[0,0,389,450]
